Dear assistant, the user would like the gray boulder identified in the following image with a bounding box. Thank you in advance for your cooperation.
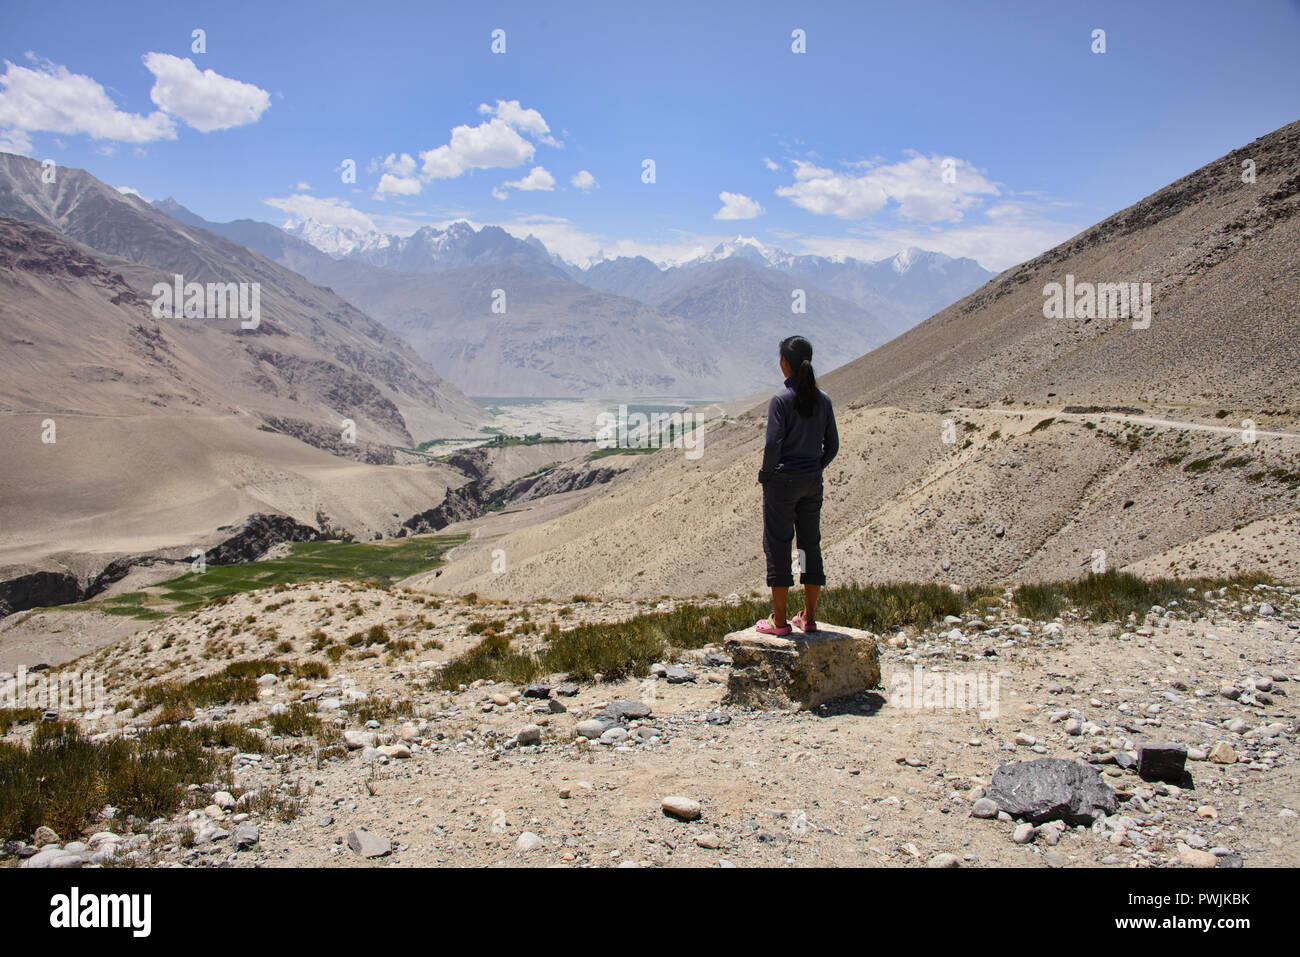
[987,758,1117,825]
[604,700,652,720]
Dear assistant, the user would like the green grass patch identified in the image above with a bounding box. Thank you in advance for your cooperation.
[52,535,468,621]
[1014,570,1271,621]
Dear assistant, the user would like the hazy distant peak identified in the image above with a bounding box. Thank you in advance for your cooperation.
[283,216,392,257]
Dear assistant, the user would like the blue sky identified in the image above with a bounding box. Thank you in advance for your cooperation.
[3,0,1298,270]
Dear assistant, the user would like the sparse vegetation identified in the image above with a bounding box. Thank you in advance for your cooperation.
[0,708,43,734]
[434,633,540,689]
[1014,569,1272,621]
[0,721,231,842]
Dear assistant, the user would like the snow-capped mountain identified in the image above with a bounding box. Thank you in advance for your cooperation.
[686,236,798,270]
[579,238,996,335]
[283,217,392,258]
[282,212,992,338]
[284,218,563,276]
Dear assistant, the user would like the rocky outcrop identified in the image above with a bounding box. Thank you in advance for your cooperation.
[260,416,397,465]
[203,513,321,565]
[249,351,413,447]
[400,460,625,535]
[504,464,623,503]
[401,481,492,535]
[722,625,881,711]
[0,570,83,617]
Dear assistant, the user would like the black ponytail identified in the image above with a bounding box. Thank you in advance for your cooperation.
[779,335,818,418]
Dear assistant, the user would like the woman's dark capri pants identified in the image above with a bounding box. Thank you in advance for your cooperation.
[761,472,825,587]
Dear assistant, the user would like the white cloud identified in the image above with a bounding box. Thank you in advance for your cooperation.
[262,193,378,233]
[0,55,175,143]
[0,126,33,154]
[295,180,311,191]
[777,161,889,218]
[372,152,420,197]
[763,157,781,172]
[502,166,556,192]
[142,53,269,132]
[420,117,535,180]
[480,99,561,146]
[368,101,559,197]
[714,191,764,220]
[116,185,146,200]
[570,169,598,190]
[377,173,421,196]
[776,152,1000,222]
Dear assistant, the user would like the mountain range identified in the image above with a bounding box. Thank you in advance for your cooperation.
[282,216,995,337]
[153,205,991,397]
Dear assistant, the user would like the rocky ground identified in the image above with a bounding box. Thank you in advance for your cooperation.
[3,580,1297,869]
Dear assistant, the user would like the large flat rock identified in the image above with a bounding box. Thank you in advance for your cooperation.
[722,624,880,711]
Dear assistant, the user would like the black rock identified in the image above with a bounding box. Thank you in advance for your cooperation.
[703,711,732,725]
[523,683,551,699]
[701,653,732,668]
[986,758,1118,825]
[555,684,580,697]
[1136,744,1187,783]
[1113,752,1137,771]
[664,666,695,684]
[1216,854,1244,868]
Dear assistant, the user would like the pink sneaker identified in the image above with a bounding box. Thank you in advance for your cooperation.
[755,614,792,636]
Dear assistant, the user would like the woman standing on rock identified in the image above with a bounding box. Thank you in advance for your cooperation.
[755,335,839,636]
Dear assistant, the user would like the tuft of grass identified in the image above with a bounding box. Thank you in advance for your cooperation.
[434,634,540,689]
[295,660,330,680]
[1184,453,1225,474]
[267,703,324,738]
[1029,416,1056,434]
[540,621,664,681]
[353,696,415,724]
[136,669,259,712]
[0,708,43,734]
